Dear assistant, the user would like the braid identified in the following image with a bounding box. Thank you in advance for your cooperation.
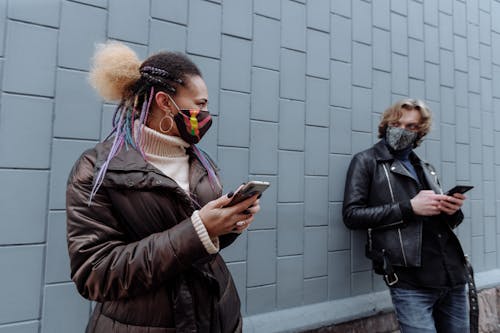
[133,51,201,97]
[140,72,176,92]
[140,66,183,84]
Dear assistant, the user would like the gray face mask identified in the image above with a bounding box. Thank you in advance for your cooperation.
[385,126,418,151]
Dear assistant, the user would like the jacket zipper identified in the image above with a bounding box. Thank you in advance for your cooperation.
[432,171,443,194]
[382,164,395,202]
[381,164,402,228]
[397,228,408,266]
[372,221,404,230]
[368,228,373,251]
[382,163,408,266]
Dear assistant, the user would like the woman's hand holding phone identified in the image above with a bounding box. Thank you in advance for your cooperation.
[198,190,260,237]
[224,181,270,207]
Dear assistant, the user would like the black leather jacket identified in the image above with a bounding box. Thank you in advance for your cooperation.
[342,141,464,268]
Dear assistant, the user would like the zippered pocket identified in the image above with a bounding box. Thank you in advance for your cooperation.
[397,228,408,266]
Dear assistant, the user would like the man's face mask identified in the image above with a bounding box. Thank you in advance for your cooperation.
[385,126,418,151]
[169,96,212,144]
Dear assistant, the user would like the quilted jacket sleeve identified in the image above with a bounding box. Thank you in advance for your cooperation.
[66,150,210,302]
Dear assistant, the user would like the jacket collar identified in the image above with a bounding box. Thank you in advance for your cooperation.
[373,140,414,161]
[95,140,155,172]
[372,140,441,192]
[95,139,201,173]
[93,139,211,194]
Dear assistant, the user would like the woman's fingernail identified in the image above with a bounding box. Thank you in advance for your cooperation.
[227,191,234,198]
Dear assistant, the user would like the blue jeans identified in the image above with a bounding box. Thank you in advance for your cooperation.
[390,285,469,333]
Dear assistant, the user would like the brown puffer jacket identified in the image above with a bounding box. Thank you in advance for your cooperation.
[66,141,242,333]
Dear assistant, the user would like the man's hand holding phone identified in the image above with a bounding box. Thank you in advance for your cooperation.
[439,185,473,215]
[411,185,472,216]
[439,193,465,215]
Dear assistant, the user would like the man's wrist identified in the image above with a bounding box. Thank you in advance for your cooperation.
[399,200,415,222]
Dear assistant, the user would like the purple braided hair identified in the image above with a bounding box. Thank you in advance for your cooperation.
[88,87,155,204]
[191,144,221,193]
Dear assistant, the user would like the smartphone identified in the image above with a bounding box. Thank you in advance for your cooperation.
[225,180,270,207]
[445,185,474,196]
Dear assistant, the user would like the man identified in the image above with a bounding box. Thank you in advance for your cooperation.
[342,99,470,333]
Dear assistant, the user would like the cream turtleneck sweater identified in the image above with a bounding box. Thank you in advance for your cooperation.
[140,124,191,192]
[138,124,219,254]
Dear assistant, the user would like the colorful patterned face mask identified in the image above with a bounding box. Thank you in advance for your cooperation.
[173,109,212,144]
[169,96,212,144]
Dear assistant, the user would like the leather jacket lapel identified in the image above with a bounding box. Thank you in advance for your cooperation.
[420,161,443,194]
[374,141,418,182]
[389,159,415,180]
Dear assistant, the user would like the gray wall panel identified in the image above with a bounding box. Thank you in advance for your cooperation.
[58,2,106,71]
[252,15,280,70]
[373,0,390,30]
[277,256,303,309]
[3,21,57,96]
[0,94,52,168]
[281,0,306,52]
[306,0,329,32]
[149,20,186,54]
[254,0,280,19]
[0,246,44,324]
[222,0,252,39]
[151,0,188,24]
[424,0,439,26]
[330,14,351,62]
[41,283,89,333]
[0,170,48,244]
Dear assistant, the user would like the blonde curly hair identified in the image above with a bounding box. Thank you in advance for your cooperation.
[378,98,432,147]
[89,41,141,101]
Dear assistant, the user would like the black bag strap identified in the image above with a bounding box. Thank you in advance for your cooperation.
[366,247,399,287]
[465,255,478,333]
[381,250,398,286]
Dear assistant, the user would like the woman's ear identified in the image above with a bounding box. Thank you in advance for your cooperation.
[155,91,173,112]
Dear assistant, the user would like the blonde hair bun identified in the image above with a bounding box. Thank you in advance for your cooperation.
[89,41,141,101]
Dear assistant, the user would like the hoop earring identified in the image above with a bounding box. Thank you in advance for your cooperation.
[159,114,174,133]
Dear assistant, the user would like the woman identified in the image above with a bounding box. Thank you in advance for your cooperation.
[66,42,260,333]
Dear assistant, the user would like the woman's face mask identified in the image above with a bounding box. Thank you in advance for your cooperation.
[385,126,418,151]
[169,96,212,144]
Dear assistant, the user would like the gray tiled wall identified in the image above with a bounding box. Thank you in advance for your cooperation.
[0,0,499,331]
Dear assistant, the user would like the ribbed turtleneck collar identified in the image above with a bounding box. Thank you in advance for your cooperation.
[137,122,190,158]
